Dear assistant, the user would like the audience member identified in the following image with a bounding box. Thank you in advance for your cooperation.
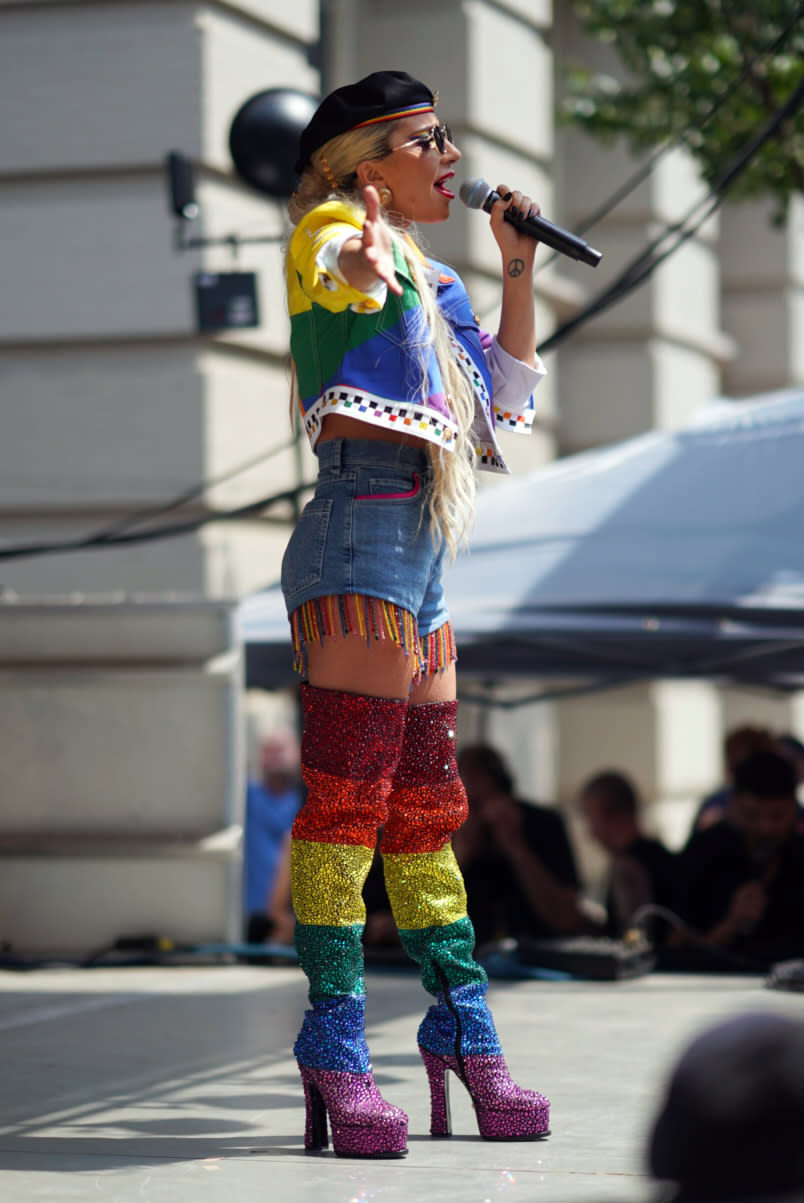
[777,732,804,787]
[777,733,804,834]
[648,1010,804,1201]
[452,744,587,945]
[676,749,804,969]
[243,728,302,945]
[578,770,677,944]
[688,724,775,839]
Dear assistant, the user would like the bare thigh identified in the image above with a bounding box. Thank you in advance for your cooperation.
[306,634,456,704]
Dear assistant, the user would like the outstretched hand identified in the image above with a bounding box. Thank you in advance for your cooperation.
[360,185,403,296]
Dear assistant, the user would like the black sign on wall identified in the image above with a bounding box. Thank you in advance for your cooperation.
[194,272,260,332]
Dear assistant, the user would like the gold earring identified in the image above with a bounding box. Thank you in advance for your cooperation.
[378,186,392,208]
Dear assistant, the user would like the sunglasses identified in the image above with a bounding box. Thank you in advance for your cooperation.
[392,123,454,155]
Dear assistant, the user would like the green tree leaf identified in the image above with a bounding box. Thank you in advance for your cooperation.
[561,0,804,220]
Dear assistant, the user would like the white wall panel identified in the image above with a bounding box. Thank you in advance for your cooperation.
[466,1,553,160]
[0,173,292,346]
[0,668,237,833]
[200,519,295,597]
[560,129,655,227]
[0,515,296,599]
[721,200,804,393]
[0,516,210,596]
[651,151,715,230]
[560,228,720,351]
[556,683,658,804]
[559,338,720,452]
[0,345,293,509]
[0,600,235,662]
[489,0,551,27]
[652,341,720,430]
[200,351,298,508]
[0,346,206,507]
[654,681,721,800]
[558,342,656,450]
[1,175,193,340]
[354,3,468,128]
[198,7,319,174]
[215,0,318,39]
[0,856,236,952]
[791,289,804,382]
[723,291,794,394]
[720,687,798,742]
[0,4,201,171]
[652,238,720,344]
[721,197,803,288]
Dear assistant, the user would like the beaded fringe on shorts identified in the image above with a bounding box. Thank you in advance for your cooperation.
[290,594,457,680]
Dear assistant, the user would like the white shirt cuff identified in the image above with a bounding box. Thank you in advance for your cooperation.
[316,231,388,307]
[486,336,547,412]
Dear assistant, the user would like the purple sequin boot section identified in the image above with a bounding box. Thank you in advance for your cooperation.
[299,1064,408,1158]
[420,1048,550,1140]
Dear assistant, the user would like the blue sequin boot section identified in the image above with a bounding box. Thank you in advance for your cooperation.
[417,982,502,1057]
[294,993,372,1073]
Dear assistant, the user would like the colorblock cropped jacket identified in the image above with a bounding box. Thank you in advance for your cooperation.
[286,200,546,473]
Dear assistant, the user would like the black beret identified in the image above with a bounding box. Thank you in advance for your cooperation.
[295,70,436,174]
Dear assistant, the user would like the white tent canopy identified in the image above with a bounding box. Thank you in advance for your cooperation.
[240,389,804,692]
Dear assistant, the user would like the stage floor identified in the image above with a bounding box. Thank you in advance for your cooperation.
[0,962,798,1203]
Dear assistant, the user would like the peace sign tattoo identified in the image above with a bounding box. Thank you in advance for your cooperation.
[507,258,525,278]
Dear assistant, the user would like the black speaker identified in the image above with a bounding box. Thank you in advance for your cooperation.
[166,151,199,220]
[229,88,319,198]
[194,271,260,332]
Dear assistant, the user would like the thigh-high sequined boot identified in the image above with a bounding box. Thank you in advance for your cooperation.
[380,700,550,1141]
[291,683,409,1157]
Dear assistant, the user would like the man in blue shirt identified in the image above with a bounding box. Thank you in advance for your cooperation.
[244,728,303,943]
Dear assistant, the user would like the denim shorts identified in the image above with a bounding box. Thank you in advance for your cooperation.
[281,439,452,669]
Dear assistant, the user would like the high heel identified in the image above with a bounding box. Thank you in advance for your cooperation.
[420,1047,550,1140]
[298,1064,408,1158]
[420,1047,453,1137]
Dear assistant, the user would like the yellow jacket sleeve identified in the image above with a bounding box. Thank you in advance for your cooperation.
[287,200,386,315]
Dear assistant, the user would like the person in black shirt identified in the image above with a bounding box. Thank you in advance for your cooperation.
[677,748,804,969]
[578,769,677,943]
[686,723,775,839]
[453,744,586,945]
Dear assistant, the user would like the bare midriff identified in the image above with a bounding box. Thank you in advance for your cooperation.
[317,412,431,449]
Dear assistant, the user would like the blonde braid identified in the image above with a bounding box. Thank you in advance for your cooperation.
[395,234,476,560]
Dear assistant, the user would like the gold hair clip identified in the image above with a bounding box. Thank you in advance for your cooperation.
[319,152,339,190]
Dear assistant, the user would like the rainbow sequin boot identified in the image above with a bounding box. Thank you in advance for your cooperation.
[380,700,550,1141]
[291,683,409,1158]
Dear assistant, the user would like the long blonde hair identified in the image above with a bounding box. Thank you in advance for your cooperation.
[288,122,477,561]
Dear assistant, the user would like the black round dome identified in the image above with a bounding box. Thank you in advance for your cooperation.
[229,88,319,198]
